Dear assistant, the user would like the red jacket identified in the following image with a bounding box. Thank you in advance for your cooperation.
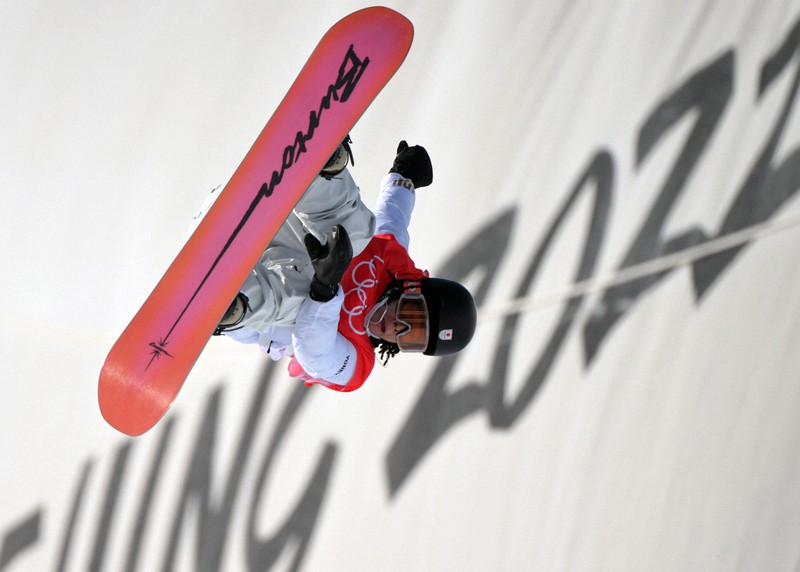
[290,232,427,391]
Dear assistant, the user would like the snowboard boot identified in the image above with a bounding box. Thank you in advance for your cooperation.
[320,135,354,179]
[214,293,248,335]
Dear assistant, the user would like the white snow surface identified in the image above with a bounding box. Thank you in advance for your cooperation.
[2,1,800,570]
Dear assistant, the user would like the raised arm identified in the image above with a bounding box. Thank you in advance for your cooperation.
[373,141,433,249]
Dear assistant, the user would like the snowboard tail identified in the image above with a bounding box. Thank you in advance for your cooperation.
[98,7,413,436]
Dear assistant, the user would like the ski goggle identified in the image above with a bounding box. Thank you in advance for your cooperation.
[394,293,429,352]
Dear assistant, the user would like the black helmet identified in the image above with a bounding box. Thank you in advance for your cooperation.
[420,278,477,356]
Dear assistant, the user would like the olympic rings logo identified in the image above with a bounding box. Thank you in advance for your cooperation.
[342,255,384,335]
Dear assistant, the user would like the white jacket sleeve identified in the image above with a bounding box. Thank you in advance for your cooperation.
[373,173,416,249]
[291,290,356,387]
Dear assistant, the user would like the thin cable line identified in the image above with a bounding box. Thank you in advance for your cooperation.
[478,209,800,322]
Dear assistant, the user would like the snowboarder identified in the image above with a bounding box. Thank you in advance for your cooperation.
[198,138,477,391]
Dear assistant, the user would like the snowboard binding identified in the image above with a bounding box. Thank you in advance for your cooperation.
[214,293,249,335]
[320,135,354,179]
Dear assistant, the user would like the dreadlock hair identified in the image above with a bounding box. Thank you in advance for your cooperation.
[371,337,400,366]
[367,274,411,366]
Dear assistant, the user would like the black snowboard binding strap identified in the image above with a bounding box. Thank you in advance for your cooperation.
[320,135,354,179]
[214,293,249,335]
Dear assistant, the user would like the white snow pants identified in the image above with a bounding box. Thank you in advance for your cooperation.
[190,169,376,348]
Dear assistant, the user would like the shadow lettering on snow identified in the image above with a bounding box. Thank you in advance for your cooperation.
[386,152,613,495]
[388,14,800,496]
[1,361,337,571]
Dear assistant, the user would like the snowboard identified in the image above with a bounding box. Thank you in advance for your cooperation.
[98,7,414,436]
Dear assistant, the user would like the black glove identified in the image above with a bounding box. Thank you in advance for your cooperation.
[305,224,353,302]
[389,140,433,188]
